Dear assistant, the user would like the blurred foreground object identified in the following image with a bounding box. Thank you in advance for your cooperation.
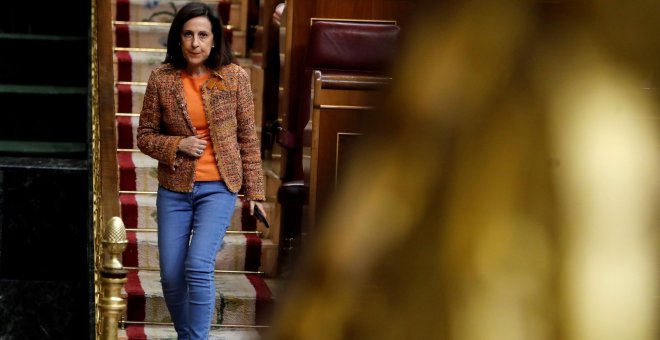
[267,1,660,339]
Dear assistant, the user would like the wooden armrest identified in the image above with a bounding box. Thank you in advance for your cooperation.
[315,71,391,90]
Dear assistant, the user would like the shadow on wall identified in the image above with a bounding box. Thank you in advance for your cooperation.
[267,1,660,340]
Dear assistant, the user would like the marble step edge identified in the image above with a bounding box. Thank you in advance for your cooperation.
[125,230,278,251]
[121,270,278,302]
[124,230,279,275]
[111,0,247,29]
[118,324,264,340]
[119,198,275,239]
[120,270,277,326]
[125,230,277,245]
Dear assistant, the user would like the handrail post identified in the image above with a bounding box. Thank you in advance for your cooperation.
[99,217,128,340]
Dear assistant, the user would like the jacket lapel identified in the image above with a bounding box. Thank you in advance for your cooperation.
[169,70,196,134]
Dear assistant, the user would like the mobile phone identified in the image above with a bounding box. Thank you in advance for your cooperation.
[254,207,270,229]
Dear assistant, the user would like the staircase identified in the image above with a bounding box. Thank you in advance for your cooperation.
[109,1,280,338]
[0,2,89,158]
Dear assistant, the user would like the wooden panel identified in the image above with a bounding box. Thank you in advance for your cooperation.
[316,0,373,19]
[240,0,249,32]
[310,106,368,224]
[280,0,415,180]
[229,3,242,27]
[374,0,418,27]
[309,72,386,225]
[233,30,247,56]
[318,88,381,107]
[98,0,119,219]
[335,133,362,185]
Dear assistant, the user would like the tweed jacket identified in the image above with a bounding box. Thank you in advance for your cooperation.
[137,63,265,200]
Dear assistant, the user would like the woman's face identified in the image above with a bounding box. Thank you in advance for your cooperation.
[180,16,214,69]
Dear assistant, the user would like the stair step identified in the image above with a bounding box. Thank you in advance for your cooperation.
[114,22,169,49]
[0,141,86,155]
[112,0,224,22]
[115,51,165,83]
[0,32,86,41]
[0,84,86,95]
[122,270,274,326]
[0,92,87,146]
[121,193,234,230]
[124,231,277,273]
[116,113,139,149]
[119,324,262,340]
[0,39,88,86]
[119,191,275,228]
[113,21,244,53]
[2,2,90,37]
[117,151,157,191]
[118,151,266,193]
[110,0,244,37]
[115,83,146,114]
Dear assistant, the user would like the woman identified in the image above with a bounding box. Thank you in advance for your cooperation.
[137,3,266,339]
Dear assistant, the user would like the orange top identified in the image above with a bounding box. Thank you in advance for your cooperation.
[181,71,222,181]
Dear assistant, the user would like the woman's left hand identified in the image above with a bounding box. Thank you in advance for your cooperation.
[249,200,266,218]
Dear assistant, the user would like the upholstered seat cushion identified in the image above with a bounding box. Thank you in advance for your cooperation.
[308,20,400,72]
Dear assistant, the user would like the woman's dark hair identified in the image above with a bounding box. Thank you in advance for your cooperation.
[164,2,234,69]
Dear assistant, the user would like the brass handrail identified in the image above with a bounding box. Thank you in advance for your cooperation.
[99,217,129,340]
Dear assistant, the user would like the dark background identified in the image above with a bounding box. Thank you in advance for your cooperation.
[0,1,93,339]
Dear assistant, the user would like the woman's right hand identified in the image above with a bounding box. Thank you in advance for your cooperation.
[178,133,209,158]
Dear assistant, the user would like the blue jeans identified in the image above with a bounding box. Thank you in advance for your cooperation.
[156,181,237,340]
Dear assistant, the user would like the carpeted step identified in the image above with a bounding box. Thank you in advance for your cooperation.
[118,151,265,193]
[118,151,157,192]
[114,22,237,51]
[116,83,146,114]
[122,270,274,326]
[123,231,276,272]
[120,193,247,230]
[119,324,261,340]
[112,0,242,53]
[116,115,139,149]
[115,22,169,49]
[115,51,165,83]
[119,193,276,230]
[112,0,227,23]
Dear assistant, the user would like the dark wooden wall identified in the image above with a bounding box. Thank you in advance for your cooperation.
[280,0,417,179]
